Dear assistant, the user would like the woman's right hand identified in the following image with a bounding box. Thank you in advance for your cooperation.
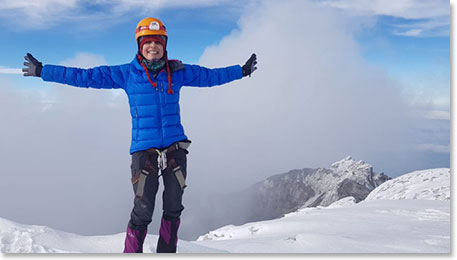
[22,53,43,77]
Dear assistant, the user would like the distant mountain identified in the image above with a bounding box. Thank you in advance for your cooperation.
[239,156,391,220]
[187,156,391,239]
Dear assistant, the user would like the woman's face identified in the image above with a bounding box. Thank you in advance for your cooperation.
[141,40,164,61]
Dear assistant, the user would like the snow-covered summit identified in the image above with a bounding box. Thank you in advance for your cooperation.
[330,156,388,188]
[294,156,389,207]
[331,156,371,174]
[366,168,450,201]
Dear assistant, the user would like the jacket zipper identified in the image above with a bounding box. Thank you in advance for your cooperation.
[158,82,164,147]
[135,107,139,140]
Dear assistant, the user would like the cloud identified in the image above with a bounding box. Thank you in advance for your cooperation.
[108,0,238,13]
[0,0,78,28]
[319,0,449,37]
[416,144,450,154]
[392,16,449,37]
[58,52,107,68]
[423,110,450,121]
[0,67,22,74]
[320,0,449,19]
[0,0,247,29]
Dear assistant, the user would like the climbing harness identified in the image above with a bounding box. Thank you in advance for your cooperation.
[133,141,190,199]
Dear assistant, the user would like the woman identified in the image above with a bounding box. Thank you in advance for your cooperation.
[22,17,257,253]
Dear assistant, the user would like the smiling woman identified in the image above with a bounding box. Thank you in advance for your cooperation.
[0,0,451,253]
[21,15,257,254]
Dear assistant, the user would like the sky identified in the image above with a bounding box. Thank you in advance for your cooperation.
[0,0,451,240]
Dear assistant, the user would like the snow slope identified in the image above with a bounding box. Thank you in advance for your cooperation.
[195,200,450,253]
[0,168,450,253]
[0,218,226,253]
[365,168,450,201]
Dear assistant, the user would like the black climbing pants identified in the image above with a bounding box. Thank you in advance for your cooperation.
[127,145,188,230]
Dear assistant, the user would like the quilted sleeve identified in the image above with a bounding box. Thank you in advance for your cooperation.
[41,64,129,90]
[180,64,243,87]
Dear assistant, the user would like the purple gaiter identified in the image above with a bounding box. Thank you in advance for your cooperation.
[157,217,180,253]
[123,227,147,253]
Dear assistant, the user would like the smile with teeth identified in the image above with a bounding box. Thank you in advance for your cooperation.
[148,50,159,54]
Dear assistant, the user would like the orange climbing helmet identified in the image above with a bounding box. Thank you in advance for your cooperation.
[135,17,167,42]
[135,17,174,95]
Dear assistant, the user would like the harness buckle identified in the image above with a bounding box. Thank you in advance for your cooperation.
[156,150,168,170]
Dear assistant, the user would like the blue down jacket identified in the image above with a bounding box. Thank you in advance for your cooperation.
[41,55,243,154]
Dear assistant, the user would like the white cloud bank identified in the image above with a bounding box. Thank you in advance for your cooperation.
[179,0,449,193]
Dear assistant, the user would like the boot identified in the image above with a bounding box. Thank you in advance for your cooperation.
[123,226,147,253]
[156,216,180,253]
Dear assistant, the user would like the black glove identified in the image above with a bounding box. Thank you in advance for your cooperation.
[23,53,43,77]
[242,53,257,77]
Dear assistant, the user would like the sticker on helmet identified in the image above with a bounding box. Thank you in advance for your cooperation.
[149,22,160,31]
